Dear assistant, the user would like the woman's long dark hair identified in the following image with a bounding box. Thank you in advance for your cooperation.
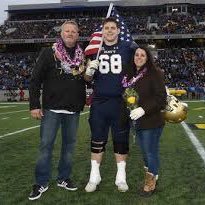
[125,45,157,80]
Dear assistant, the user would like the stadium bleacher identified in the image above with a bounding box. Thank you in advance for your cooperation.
[0,0,204,100]
[0,1,205,205]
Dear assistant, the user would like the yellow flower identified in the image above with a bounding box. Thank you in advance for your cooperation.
[123,87,139,110]
[127,96,136,104]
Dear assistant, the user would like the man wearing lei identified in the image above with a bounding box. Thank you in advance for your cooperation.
[28,20,86,200]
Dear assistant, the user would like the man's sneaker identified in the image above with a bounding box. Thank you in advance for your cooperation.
[116,182,129,192]
[57,179,78,191]
[28,184,48,201]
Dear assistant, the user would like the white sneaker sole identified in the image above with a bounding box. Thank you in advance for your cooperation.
[85,181,101,192]
[118,186,129,192]
[28,186,48,201]
[116,182,129,192]
[57,183,78,191]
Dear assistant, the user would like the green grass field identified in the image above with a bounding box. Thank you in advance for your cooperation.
[0,101,205,205]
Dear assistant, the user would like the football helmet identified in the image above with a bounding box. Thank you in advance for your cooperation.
[163,95,188,123]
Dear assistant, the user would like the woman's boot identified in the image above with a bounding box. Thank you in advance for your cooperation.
[140,172,156,197]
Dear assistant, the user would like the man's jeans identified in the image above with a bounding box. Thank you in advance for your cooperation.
[136,127,163,176]
[35,110,80,186]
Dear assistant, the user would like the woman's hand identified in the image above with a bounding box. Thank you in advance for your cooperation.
[130,107,145,120]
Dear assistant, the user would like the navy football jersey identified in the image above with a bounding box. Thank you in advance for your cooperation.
[93,40,133,98]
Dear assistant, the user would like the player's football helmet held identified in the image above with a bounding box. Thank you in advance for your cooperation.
[163,95,188,123]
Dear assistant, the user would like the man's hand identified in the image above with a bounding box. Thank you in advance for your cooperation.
[85,60,99,76]
[130,107,145,120]
[30,109,44,120]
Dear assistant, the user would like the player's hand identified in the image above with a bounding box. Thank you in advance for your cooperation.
[30,109,44,120]
[85,60,99,76]
[130,107,145,120]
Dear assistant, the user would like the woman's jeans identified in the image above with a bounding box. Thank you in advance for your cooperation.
[136,126,163,176]
[35,110,80,186]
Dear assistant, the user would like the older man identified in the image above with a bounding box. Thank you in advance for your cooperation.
[28,21,86,200]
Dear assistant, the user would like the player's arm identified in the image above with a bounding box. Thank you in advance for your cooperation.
[84,59,99,82]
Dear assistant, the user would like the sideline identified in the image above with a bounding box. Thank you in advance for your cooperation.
[0,106,16,108]
[0,126,40,139]
[0,102,29,105]
[183,100,205,103]
[0,111,89,139]
[0,109,28,115]
[181,121,205,166]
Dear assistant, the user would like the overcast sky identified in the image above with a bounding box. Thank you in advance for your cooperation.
[0,0,60,24]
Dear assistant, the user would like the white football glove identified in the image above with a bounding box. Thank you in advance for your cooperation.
[130,107,145,120]
[85,60,99,76]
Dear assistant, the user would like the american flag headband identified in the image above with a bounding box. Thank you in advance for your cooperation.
[122,67,147,88]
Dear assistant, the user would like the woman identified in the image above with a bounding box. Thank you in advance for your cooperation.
[123,46,167,197]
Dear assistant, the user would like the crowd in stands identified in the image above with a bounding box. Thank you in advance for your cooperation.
[194,11,205,23]
[150,13,205,34]
[156,48,205,99]
[0,9,205,99]
[0,52,37,90]
[1,11,205,39]
[0,48,204,99]
[0,21,57,39]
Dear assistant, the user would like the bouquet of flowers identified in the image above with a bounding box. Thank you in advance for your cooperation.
[122,68,147,111]
[123,87,139,111]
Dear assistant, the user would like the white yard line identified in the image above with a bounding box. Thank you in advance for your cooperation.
[0,111,89,139]
[81,111,89,115]
[22,117,30,120]
[2,117,9,120]
[0,110,28,115]
[181,121,205,165]
[0,102,29,105]
[183,100,205,103]
[0,100,201,104]
[0,126,40,139]
[0,106,16,108]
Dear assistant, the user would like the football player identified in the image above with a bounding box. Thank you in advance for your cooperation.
[84,17,135,192]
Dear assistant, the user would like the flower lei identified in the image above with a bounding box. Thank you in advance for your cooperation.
[122,67,147,88]
[52,38,84,75]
